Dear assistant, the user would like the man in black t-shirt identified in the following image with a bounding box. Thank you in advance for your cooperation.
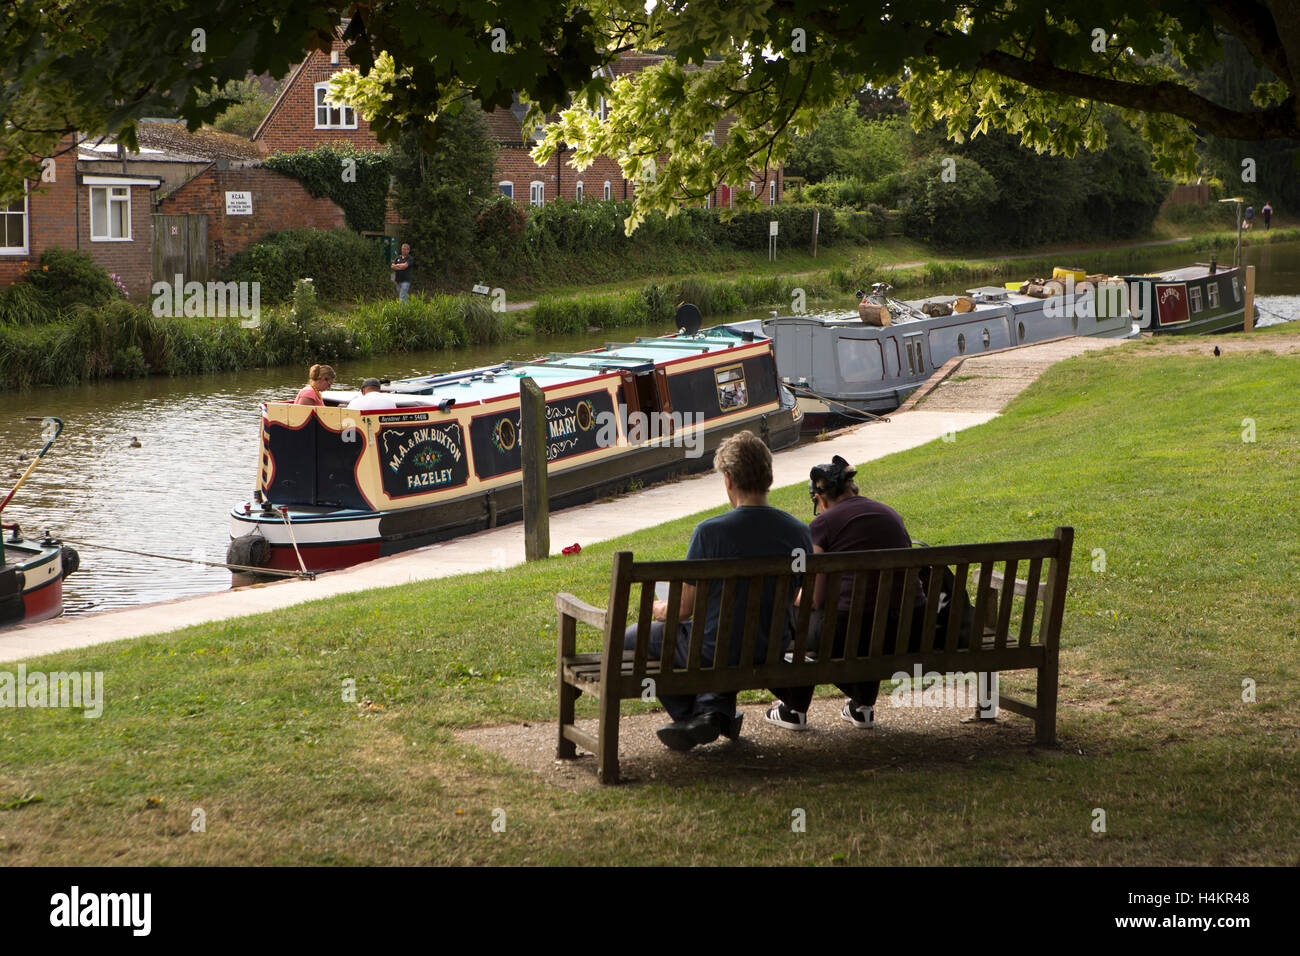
[391,243,413,301]
[767,455,925,731]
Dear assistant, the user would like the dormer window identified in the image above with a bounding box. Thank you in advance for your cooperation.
[315,82,356,129]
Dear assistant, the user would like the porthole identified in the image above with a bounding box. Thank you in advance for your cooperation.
[1017,321,1026,342]
[1071,314,1079,331]
[981,327,990,348]
[957,332,966,354]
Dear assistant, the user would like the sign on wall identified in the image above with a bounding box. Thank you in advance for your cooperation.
[224,191,253,215]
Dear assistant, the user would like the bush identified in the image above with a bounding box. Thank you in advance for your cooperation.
[0,282,53,325]
[21,248,118,315]
[223,229,391,304]
[900,154,1001,248]
[263,146,394,232]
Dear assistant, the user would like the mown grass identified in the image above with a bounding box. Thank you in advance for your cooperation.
[2,328,1298,865]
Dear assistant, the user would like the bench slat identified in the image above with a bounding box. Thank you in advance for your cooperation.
[1019,558,1043,647]
[661,579,683,672]
[919,566,943,653]
[633,583,655,675]
[972,561,995,635]
[765,575,791,667]
[789,586,815,664]
[861,568,892,659]
[687,581,709,670]
[895,567,919,655]
[713,576,739,674]
[943,563,970,651]
[820,571,842,661]
[843,570,869,660]
[737,576,764,670]
[995,558,1018,650]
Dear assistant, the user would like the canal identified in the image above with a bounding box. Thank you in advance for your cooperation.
[4,240,1299,614]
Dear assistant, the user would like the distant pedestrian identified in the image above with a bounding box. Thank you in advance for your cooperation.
[1244,205,1255,231]
[295,364,335,406]
[1262,202,1273,230]
[391,243,413,302]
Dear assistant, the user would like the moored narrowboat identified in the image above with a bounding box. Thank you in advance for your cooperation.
[1122,263,1257,334]
[228,323,801,577]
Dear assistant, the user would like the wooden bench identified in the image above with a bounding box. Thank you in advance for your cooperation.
[556,526,1073,783]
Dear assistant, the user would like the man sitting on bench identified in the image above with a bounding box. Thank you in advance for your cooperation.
[766,455,926,732]
[625,430,813,752]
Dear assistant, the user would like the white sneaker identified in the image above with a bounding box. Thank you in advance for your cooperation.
[841,700,875,729]
[764,701,810,731]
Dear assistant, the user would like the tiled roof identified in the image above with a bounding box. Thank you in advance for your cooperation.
[79,122,261,163]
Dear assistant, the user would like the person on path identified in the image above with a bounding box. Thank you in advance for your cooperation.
[1244,205,1255,231]
[626,430,812,752]
[294,364,335,405]
[391,243,413,302]
[1262,202,1273,230]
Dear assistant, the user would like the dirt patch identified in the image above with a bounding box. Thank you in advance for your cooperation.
[1127,336,1300,357]
[456,697,1054,791]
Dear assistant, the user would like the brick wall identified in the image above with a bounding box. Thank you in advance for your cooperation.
[76,182,155,300]
[157,165,347,272]
[0,149,78,291]
[254,40,389,156]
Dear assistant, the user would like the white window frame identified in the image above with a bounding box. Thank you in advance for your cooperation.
[603,181,611,201]
[1189,286,1203,313]
[749,180,758,195]
[598,97,608,121]
[498,181,514,199]
[529,181,545,207]
[705,192,711,208]
[575,181,584,202]
[314,81,356,129]
[1207,283,1220,309]
[703,129,715,145]
[769,180,778,205]
[89,184,132,241]
[1,182,29,254]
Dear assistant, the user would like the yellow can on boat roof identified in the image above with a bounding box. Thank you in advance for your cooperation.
[1004,281,1023,291]
[1052,267,1085,282]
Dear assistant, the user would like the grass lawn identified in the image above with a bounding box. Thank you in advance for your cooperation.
[2,329,1298,865]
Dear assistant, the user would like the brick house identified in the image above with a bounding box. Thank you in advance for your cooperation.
[253,36,783,217]
[1,142,160,300]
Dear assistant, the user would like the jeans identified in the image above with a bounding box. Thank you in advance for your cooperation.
[396,281,410,302]
[623,621,736,722]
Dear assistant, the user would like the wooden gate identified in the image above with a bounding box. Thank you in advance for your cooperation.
[152,214,209,284]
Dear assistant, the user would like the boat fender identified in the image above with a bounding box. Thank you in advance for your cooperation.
[60,546,80,578]
[227,533,270,568]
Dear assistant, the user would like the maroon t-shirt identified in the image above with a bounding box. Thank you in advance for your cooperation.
[810,495,925,612]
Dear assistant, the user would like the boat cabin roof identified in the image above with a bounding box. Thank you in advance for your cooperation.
[1126,264,1230,283]
[319,326,761,408]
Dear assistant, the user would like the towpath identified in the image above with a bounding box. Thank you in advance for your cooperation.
[0,336,1122,663]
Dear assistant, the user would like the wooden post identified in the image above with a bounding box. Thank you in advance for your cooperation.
[810,208,820,258]
[520,376,550,561]
[1244,264,1256,331]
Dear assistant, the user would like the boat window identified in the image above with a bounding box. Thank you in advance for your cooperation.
[981,327,990,348]
[1232,277,1241,301]
[838,338,884,384]
[1071,313,1079,331]
[1189,287,1203,313]
[956,332,966,355]
[1017,321,1026,342]
[903,341,915,375]
[714,364,749,410]
[1207,283,1220,308]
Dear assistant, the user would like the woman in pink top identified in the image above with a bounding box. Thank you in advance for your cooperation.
[294,364,335,405]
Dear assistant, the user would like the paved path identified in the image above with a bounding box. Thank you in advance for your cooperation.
[0,335,1120,663]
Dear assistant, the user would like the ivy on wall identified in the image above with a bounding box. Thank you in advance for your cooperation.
[263,146,393,232]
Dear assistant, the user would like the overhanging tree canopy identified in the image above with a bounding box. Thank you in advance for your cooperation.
[3,1,1297,224]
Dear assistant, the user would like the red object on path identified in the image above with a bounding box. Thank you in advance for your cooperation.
[562,543,582,555]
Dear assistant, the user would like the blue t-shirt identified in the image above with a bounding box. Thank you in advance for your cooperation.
[685,505,813,666]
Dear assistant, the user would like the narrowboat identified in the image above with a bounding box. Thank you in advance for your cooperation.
[228,322,802,577]
[1122,263,1257,335]
[752,273,1137,430]
[1,417,80,627]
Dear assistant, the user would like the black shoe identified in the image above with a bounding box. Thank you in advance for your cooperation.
[722,712,744,740]
[656,711,732,752]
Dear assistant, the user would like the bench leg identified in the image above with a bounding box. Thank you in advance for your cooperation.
[557,613,577,759]
[597,693,621,784]
[1036,659,1059,745]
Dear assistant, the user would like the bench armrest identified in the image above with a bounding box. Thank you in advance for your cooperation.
[555,592,608,630]
[989,569,1048,601]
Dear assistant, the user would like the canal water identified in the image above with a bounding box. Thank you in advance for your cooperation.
[4,240,1299,614]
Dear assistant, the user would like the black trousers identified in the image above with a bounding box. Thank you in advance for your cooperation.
[771,608,925,713]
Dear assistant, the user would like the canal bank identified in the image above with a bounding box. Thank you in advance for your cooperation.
[0,335,1132,663]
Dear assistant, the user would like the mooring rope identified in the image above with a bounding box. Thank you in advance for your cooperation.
[51,537,314,580]
[787,386,891,424]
